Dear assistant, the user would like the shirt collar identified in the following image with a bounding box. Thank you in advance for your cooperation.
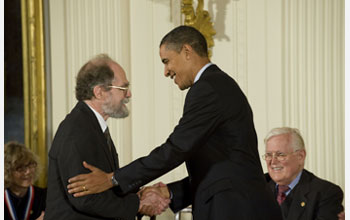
[85,102,108,132]
[194,62,213,83]
[276,170,302,196]
[288,170,302,191]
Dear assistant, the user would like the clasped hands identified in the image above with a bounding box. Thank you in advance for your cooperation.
[66,161,170,216]
[137,182,170,216]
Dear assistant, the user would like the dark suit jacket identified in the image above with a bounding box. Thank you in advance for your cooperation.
[266,169,344,220]
[45,101,139,220]
[114,65,282,220]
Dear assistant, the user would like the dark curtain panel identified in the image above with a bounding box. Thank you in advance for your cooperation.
[4,0,24,143]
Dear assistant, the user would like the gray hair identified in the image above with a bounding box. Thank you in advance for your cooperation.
[264,127,305,151]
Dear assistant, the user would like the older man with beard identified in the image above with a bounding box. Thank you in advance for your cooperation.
[45,54,169,220]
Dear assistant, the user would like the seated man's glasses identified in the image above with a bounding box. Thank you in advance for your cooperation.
[262,150,299,162]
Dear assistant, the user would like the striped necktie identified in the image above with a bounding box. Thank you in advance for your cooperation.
[277,185,290,205]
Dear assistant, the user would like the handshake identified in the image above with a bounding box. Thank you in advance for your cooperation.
[137,182,171,216]
[66,162,171,217]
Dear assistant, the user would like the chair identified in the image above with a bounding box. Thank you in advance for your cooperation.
[137,215,156,220]
[174,206,192,220]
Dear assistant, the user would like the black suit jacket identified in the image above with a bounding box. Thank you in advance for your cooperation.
[114,65,282,219]
[266,169,344,220]
[45,101,139,220]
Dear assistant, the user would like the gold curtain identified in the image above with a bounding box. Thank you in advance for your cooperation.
[21,0,47,188]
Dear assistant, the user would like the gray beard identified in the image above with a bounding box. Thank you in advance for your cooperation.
[102,98,129,119]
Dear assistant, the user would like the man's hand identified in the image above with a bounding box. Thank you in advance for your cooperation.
[36,211,44,220]
[139,182,170,199]
[67,161,114,197]
[138,184,170,216]
[338,211,345,220]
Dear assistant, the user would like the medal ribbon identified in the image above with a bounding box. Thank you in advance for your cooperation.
[5,185,35,220]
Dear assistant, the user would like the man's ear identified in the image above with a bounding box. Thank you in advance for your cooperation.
[182,44,193,58]
[93,85,103,99]
[297,149,306,161]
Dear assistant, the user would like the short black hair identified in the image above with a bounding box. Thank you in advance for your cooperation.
[160,25,208,57]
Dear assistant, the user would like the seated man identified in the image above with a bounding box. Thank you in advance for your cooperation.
[263,127,344,220]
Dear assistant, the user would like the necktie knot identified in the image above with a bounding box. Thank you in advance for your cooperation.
[277,185,290,205]
[278,185,289,193]
[104,127,110,138]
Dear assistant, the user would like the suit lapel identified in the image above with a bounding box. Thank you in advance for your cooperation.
[267,180,277,197]
[77,101,117,170]
[266,171,309,220]
[286,170,309,220]
[268,180,290,219]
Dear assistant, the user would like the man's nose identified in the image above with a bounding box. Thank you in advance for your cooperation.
[271,155,279,164]
[126,89,131,98]
[23,167,31,175]
[164,67,170,77]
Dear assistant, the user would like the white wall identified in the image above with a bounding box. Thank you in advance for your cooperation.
[48,0,344,219]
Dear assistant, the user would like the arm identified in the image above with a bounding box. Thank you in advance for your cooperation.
[115,82,222,193]
[58,138,139,219]
[68,81,222,196]
[138,184,171,216]
[314,184,343,220]
[67,162,170,216]
[67,161,114,197]
[139,179,192,214]
[167,177,192,213]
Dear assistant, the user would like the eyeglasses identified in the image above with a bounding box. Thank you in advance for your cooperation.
[262,150,299,162]
[108,85,129,91]
[14,162,37,173]
[108,85,129,95]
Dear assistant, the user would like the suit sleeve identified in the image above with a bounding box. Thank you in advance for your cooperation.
[314,183,343,220]
[56,136,139,219]
[167,177,192,213]
[115,81,222,193]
